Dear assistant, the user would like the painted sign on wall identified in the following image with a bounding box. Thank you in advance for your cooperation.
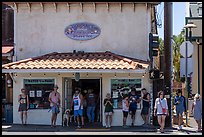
[64,22,101,41]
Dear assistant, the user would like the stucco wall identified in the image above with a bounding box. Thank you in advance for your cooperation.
[188,19,202,37]
[192,42,202,97]
[14,3,151,61]
[13,72,151,126]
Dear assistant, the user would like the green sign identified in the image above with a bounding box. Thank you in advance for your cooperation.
[24,79,55,84]
[111,79,141,84]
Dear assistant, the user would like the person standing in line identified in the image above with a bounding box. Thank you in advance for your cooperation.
[154,90,169,133]
[86,89,97,124]
[122,94,129,128]
[71,88,84,128]
[49,85,61,128]
[191,93,202,132]
[95,94,100,122]
[104,93,114,128]
[128,88,140,127]
[174,89,186,130]
[141,88,151,127]
[81,90,88,123]
[18,88,29,125]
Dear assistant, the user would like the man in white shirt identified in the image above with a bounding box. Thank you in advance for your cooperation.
[71,88,84,128]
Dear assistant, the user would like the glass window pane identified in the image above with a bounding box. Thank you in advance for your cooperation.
[24,79,55,109]
[111,79,142,109]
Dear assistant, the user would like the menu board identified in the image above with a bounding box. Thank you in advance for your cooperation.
[36,90,42,97]
[29,90,35,97]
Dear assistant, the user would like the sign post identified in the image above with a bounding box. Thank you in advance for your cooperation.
[180,40,194,127]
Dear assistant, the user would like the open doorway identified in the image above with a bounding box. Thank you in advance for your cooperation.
[72,79,101,124]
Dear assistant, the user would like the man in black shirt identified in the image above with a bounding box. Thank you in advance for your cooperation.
[86,89,97,123]
[128,88,140,126]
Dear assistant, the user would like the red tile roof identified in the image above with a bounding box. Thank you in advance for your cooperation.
[2,51,149,70]
[2,46,14,54]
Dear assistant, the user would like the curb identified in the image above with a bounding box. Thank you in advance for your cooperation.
[3,124,199,133]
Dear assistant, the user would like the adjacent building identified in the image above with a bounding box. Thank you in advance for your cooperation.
[2,3,14,123]
[2,2,160,126]
[185,2,202,97]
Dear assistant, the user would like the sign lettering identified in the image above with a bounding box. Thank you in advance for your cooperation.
[65,22,101,41]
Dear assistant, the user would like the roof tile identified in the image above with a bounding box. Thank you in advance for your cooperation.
[2,46,14,54]
[2,51,149,70]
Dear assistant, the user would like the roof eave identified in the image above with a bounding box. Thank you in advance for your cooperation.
[3,2,161,6]
[2,68,147,74]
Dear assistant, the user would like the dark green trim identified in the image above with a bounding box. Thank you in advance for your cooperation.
[185,18,189,40]
[186,17,202,20]
[191,36,202,39]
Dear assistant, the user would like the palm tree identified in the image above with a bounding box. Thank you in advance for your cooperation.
[172,29,185,82]
[158,29,185,82]
[159,38,164,55]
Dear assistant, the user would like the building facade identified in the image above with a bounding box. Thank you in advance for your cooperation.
[2,2,159,126]
[185,2,202,97]
[2,3,14,123]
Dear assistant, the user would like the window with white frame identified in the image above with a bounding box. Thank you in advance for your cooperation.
[111,79,142,109]
[24,79,55,109]
[197,2,202,16]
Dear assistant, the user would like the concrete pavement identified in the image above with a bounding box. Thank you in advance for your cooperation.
[2,117,202,135]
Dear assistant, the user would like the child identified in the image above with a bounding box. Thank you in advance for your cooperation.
[122,94,129,128]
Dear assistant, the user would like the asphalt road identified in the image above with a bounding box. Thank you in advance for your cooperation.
[2,131,202,135]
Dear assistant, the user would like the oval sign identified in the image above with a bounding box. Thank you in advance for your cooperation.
[65,22,101,41]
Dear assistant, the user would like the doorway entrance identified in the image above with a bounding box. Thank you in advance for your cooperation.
[63,78,102,126]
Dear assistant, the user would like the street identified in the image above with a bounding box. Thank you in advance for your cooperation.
[2,131,202,135]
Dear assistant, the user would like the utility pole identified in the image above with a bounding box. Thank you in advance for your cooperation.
[164,2,173,127]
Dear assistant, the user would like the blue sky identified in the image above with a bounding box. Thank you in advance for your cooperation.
[157,2,186,39]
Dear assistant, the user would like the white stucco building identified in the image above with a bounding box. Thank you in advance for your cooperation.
[184,2,202,97]
[2,2,160,126]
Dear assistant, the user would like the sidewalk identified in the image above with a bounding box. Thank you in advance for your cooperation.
[2,123,158,132]
[172,116,202,133]
[2,117,201,134]
[2,123,173,132]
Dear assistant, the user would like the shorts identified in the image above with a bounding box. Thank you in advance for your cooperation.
[141,107,149,115]
[74,109,83,117]
[105,112,113,116]
[176,109,184,116]
[123,111,129,118]
[129,107,137,115]
[157,114,167,116]
[51,105,60,114]
[18,103,27,112]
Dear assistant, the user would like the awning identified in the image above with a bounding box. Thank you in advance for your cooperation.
[2,46,14,54]
[2,51,149,73]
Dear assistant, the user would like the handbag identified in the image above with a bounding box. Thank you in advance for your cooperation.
[162,108,166,114]
[159,99,166,114]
